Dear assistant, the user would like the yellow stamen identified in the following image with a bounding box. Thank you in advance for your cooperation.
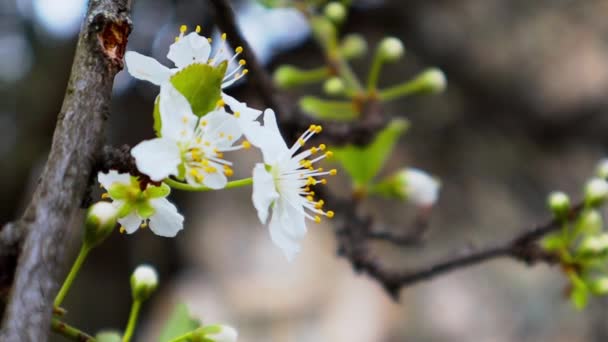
[175,36,180,42]
[234,111,241,118]
[329,169,337,176]
[119,226,126,234]
[242,69,249,75]
[319,144,327,151]
[326,211,335,218]
[298,138,305,146]
[314,125,323,133]
[208,37,213,43]
[200,120,208,126]
[101,193,110,199]
[224,168,234,177]
[320,179,327,185]
[228,134,233,141]
[182,116,189,123]
[239,59,246,66]
[235,46,243,53]
[140,222,148,228]
[325,151,334,158]
[221,33,227,40]
[216,99,225,107]
[314,216,321,223]
[306,195,314,202]
[242,141,251,149]
[195,25,202,33]
[310,147,318,154]
[180,25,187,33]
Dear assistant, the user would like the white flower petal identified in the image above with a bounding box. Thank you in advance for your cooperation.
[404,168,440,206]
[202,167,228,190]
[278,198,307,239]
[202,109,242,149]
[124,51,171,85]
[148,198,184,237]
[167,32,211,68]
[98,170,131,190]
[159,84,197,140]
[131,138,181,181]
[118,212,142,234]
[252,164,279,224]
[222,93,262,122]
[247,109,288,165]
[268,200,301,261]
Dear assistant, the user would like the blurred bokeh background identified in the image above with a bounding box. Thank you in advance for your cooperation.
[2,0,608,341]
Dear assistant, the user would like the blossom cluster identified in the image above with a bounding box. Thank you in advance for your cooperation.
[96,25,337,260]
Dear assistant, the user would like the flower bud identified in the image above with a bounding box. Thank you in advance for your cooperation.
[205,325,238,342]
[585,178,608,206]
[324,2,347,23]
[590,277,608,295]
[547,191,570,219]
[378,37,405,62]
[576,209,603,235]
[597,159,608,179]
[340,34,367,59]
[84,202,118,249]
[416,68,446,94]
[579,234,608,256]
[130,265,158,301]
[323,77,345,95]
[396,168,440,207]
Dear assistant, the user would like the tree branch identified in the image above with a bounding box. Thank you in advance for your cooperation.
[0,0,132,339]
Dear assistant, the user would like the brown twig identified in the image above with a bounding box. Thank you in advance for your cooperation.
[205,0,570,300]
[0,0,132,339]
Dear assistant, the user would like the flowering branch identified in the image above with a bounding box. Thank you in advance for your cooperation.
[50,318,95,342]
[0,0,132,339]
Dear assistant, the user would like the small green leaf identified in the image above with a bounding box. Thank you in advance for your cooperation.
[159,303,202,342]
[96,331,122,342]
[136,201,156,219]
[569,273,590,310]
[108,183,132,200]
[541,233,564,252]
[332,119,409,186]
[145,183,171,199]
[153,96,161,137]
[170,62,227,117]
[299,96,358,121]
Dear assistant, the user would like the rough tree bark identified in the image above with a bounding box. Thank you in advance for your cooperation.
[0,0,132,340]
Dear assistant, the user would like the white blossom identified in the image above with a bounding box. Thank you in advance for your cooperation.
[250,109,336,260]
[98,170,184,237]
[131,85,250,189]
[397,168,440,207]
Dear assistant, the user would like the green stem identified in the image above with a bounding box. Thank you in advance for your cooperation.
[168,331,197,342]
[122,300,142,342]
[379,72,438,101]
[335,57,363,91]
[165,177,253,192]
[51,317,96,342]
[54,245,90,307]
[366,49,384,93]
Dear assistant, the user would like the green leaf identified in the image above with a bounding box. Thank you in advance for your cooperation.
[136,201,156,219]
[108,183,132,200]
[96,331,122,342]
[153,96,162,137]
[541,233,565,252]
[159,303,201,342]
[332,119,409,186]
[170,62,227,117]
[145,183,171,199]
[569,273,590,310]
[299,96,358,121]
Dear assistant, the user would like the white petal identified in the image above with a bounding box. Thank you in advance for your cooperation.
[278,197,307,239]
[97,170,131,190]
[202,167,228,190]
[118,212,143,234]
[131,138,181,181]
[203,109,242,149]
[148,198,184,237]
[222,93,262,122]
[167,32,211,68]
[247,109,288,165]
[252,164,279,224]
[124,51,171,85]
[268,200,301,261]
[404,168,440,206]
[159,84,197,140]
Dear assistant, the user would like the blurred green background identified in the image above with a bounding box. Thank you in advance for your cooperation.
[2,0,608,341]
